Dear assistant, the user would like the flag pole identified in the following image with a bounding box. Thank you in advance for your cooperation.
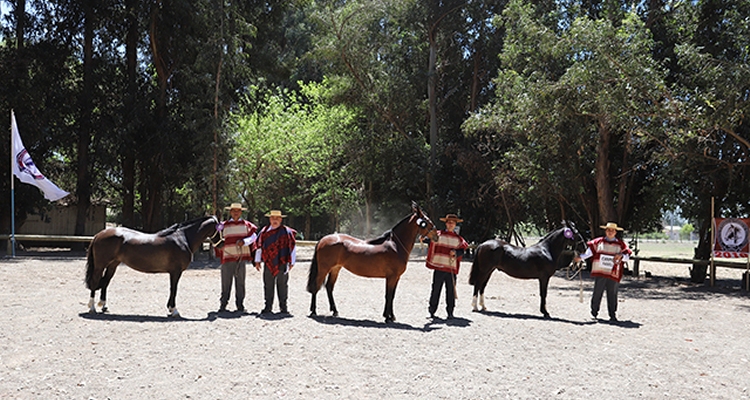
[10,110,16,258]
[710,196,715,286]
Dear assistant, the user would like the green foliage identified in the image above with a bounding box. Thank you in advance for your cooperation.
[229,79,360,235]
[680,223,695,240]
[1,0,748,255]
[465,0,675,236]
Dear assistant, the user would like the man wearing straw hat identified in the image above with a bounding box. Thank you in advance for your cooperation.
[254,210,297,315]
[217,203,258,313]
[575,222,632,322]
[426,214,469,319]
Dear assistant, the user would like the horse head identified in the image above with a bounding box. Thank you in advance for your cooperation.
[554,221,587,269]
[411,201,439,242]
[207,216,224,249]
[562,220,587,255]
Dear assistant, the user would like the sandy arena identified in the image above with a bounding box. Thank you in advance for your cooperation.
[1,246,749,399]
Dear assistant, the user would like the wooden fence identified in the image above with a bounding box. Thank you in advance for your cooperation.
[1,234,317,255]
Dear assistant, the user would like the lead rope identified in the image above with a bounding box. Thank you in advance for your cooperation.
[578,262,584,303]
[565,259,585,303]
[451,254,458,300]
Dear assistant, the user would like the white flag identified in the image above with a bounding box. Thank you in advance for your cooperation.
[11,111,69,201]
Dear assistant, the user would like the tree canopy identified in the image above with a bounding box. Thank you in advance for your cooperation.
[1,0,748,267]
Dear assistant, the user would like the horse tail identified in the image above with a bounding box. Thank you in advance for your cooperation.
[85,240,97,290]
[468,245,481,286]
[306,244,320,293]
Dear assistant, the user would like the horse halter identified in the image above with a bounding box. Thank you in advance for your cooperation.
[208,227,224,249]
[415,215,438,241]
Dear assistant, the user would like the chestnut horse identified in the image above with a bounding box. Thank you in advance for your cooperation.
[306,202,438,323]
[468,224,583,318]
[85,216,219,317]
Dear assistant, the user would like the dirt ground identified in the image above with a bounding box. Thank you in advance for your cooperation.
[1,246,749,399]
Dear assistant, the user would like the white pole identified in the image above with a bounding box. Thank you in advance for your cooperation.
[10,110,16,257]
[710,197,715,286]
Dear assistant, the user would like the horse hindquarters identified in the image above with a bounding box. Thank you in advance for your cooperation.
[85,239,117,313]
[469,246,495,311]
[307,246,322,315]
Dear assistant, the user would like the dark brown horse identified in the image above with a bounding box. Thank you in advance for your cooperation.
[468,224,583,318]
[306,202,438,323]
[85,216,219,317]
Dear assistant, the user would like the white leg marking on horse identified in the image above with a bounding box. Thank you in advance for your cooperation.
[168,307,180,318]
[480,294,486,311]
[98,300,106,308]
[88,298,96,313]
[472,295,478,311]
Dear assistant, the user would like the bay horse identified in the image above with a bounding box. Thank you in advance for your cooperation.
[468,224,583,318]
[306,202,439,323]
[85,215,219,317]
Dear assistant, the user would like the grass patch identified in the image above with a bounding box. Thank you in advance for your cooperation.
[629,240,697,259]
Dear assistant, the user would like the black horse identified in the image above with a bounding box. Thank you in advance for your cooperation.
[468,224,583,318]
[85,215,219,317]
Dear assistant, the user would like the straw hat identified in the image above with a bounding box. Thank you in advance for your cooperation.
[440,214,464,223]
[599,222,624,231]
[225,203,247,211]
[264,210,287,218]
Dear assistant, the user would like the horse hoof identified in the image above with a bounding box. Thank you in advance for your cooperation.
[332,311,339,317]
[101,307,109,313]
[88,308,97,314]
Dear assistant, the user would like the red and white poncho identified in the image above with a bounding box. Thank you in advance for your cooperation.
[585,236,632,282]
[217,219,258,263]
[426,230,469,274]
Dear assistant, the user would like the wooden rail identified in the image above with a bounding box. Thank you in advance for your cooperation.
[632,256,750,289]
[2,234,318,255]
[1,234,95,242]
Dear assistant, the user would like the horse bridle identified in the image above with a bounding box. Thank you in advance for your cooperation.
[415,215,438,242]
[208,227,224,249]
[563,221,588,279]
[390,213,437,258]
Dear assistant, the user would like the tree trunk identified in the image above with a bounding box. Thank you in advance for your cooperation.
[616,133,632,222]
[74,0,94,240]
[690,214,713,283]
[212,2,224,217]
[15,0,25,50]
[595,118,617,224]
[143,154,163,231]
[121,0,138,228]
[145,1,169,231]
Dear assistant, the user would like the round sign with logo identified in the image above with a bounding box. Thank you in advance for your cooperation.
[717,218,749,252]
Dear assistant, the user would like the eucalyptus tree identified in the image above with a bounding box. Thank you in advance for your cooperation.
[0,0,94,234]
[306,0,432,228]
[465,0,674,237]
[668,0,750,281]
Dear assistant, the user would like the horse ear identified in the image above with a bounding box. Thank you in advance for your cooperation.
[411,201,418,213]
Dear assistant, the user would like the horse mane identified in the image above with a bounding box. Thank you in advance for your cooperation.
[156,216,212,237]
[538,228,559,242]
[365,214,412,244]
[366,230,392,245]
